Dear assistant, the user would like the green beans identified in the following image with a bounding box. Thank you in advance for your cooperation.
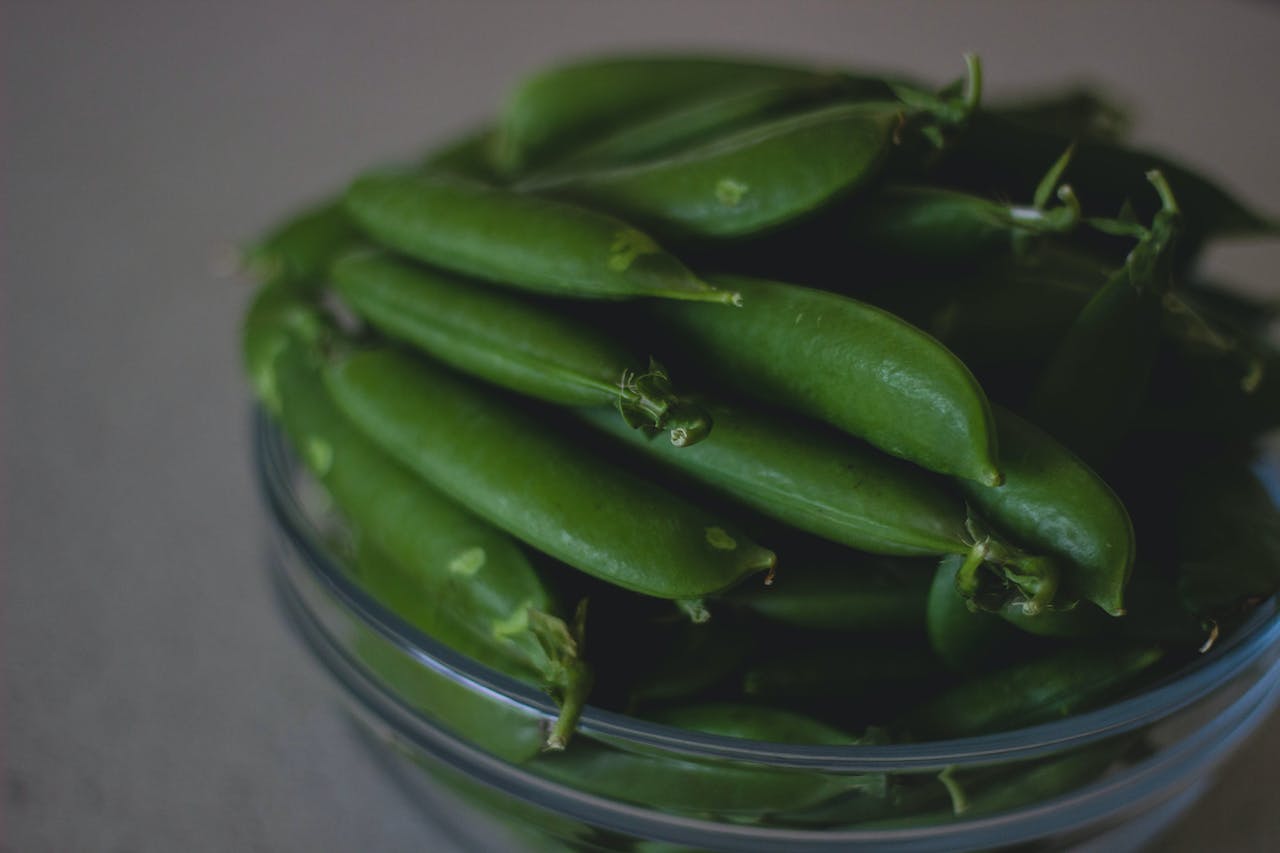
[242,283,590,748]
[332,250,711,444]
[650,274,1004,487]
[520,102,904,239]
[325,346,776,599]
[344,171,740,304]
[958,408,1135,617]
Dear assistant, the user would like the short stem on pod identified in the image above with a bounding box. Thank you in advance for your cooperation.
[675,598,712,624]
[530,601,593,751]
[617,360,714,446]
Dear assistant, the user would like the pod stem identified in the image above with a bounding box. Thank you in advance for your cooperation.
[675,598,711,624]
[958,515,1062,614]
[529,601,594,751]
[616,360,713,446]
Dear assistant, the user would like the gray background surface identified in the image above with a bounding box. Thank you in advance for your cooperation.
[5,1,1280,850]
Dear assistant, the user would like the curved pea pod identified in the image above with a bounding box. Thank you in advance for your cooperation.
[242,285,590,749]
[1175,456,1280,620]
[420,125,500,182]
[1028,172,1183,462]
[531,82,847,176]
[926,554,1027,674]
[349,614,551,765]
[742,645,940,702]
[990,87,1130,142]
[901,643,1164,740]
[581,397,1058,610]
[648,274,1004,487]
[493,53,893,174]
[959,408,1135,617]
[344,171,739,304]
[325,346,776,600]
[837,145,1081,267]
[1141,297,1280,440]
[534,704,883,818]
[242,198,361,286]
[519,101,904,239]
[581,399,966,555]
[938,111,1276,263]
[725,552,932,633]
[331,250,711,445]
[623,622,755,709]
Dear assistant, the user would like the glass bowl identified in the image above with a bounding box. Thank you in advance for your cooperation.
[254,408,1280,852]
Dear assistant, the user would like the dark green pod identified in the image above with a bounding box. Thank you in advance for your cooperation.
[650,274,1004,487]
[521,102,902,239]
[534,704,881,818]
[421,125,500,182]
[901,643,1164,739]
[242,283,589,748]
[742,646,940,701]
[494,54,885,174]
[926,555,1026,674]
[326,346,776,600]
[938,111,1275,262]
[581,400,967,556]
[959,408,1135,617]
[839,181,1079,266]
[332,250,710,445]
[1028,172,1182,461]
[726,553,932,633]
[344,171,739,304]
[242,198,361,285]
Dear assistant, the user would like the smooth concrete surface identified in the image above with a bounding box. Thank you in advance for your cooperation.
[5,1,1279,850]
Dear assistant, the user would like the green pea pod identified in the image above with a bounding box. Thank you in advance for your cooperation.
[344,171,739,304]
[1175,456,1280,619]
[332,250,711,445]
[649,274,1004,487]
[325,346,776,600]
[242,198,361,286]
[350,615,550,765]
[938,111,1275,263]
[420,125,500,182]
[531,82,846,176]
[535,704,882,818]
[494,53,893,174]
[926,554,1026,674]
[959,408,1134,617]
[1028,171,1183,462]
[242,283,590,749]
[519,101,904,239]
[581,398,1055,610]
[901,643,1164,740]
[838,183,1079,266]
[624,622,755,709]
[990,87,1130,142]
[725,552,932,633]
[836,145,1080,267]
[742,645,940,701]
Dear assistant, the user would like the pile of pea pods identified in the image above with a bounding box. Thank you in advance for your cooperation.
[244,53,1280,826]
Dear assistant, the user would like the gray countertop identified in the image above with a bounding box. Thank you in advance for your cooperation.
[5,1,1279,850]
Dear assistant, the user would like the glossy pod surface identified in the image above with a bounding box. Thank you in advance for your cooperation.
[580,399,968,556]
[961,408,1135,616]
[325,346,776,599]
[650,274,1003,486]
[344,171,737,304]
[523,102,902,239]
[332,250,709,443]
[494,54,884,173]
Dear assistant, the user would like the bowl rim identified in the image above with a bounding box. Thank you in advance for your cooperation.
[255,405,1280,772]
